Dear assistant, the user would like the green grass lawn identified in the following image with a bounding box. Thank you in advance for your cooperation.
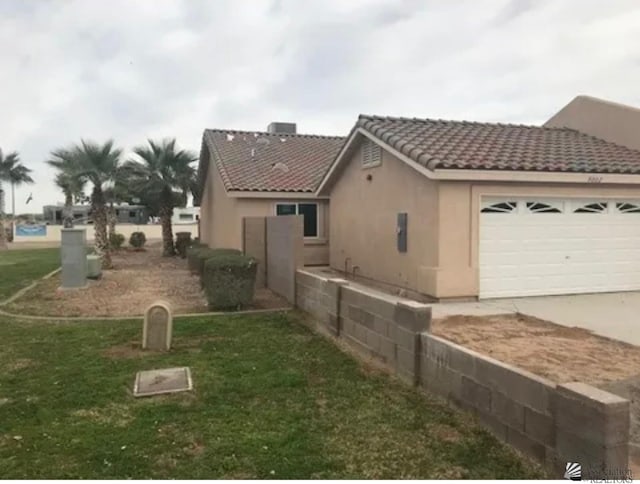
[0,248,60,301]
[0,311,544,479]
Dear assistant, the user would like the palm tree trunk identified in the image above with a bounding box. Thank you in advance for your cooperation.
[0,214,7,250]
[91,187,111,269]
[159,187,174,256]
[107,204,116,240]
[159,204,174,256]
[63,193,73,228]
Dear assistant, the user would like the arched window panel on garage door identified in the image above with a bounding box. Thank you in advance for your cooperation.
[615,202,640,213]
[525,201,563,213]
[573,201,608,213]
[480,201,517,213]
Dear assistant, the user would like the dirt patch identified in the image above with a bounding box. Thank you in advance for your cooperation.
[71,402,134,427]
[430,424,462,443]
[101,342,152,359]
[6,248,290,317]
[7,358,35,372]
[432,313,640,384]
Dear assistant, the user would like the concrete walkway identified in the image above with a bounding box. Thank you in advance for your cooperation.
[432,292,640,346]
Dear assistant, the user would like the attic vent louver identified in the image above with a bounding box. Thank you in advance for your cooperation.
[362,139,382,166]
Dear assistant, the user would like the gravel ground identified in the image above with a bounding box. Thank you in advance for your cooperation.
[6,247,288,317]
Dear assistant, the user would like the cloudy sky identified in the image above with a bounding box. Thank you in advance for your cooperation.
[1,0,640,213]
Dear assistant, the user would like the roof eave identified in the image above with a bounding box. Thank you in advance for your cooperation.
[433,168,640,184]
[227,190,330,199]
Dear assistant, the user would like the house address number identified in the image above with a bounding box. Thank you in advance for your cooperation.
[587,176,603,183]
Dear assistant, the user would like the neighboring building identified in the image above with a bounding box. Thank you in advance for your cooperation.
[196,122,345,265]
[43,204,149,225]
[545,95,640,151]
[172,206,200,225]
[317,114,640,300]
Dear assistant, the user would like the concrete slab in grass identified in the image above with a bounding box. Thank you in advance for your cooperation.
[133,367,193,397]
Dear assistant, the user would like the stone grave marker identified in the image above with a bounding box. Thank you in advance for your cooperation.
[142,301,173,351]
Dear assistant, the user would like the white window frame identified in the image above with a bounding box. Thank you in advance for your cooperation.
[275,202,320,239]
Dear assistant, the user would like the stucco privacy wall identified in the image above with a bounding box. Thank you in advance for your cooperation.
[295,269,630,477]
[12,223,198,244]
[328,144,440,295]
[265,215,304,303]
[200,161,329,265]
[242,217,266,288]
[545,96,640,151]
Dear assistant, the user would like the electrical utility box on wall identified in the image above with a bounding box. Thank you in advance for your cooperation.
[397,212,407,252]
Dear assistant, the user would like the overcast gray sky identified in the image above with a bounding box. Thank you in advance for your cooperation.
[2,0,640,213]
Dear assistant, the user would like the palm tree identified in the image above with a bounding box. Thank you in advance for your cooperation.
[0,149,34,249]
[47,149,86,228]
[104,168,131,241]
[67,140,123,268]
[123,139,197,256]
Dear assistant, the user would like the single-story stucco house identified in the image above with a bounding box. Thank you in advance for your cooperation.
[317,113,640,300]
[196,122,344,265]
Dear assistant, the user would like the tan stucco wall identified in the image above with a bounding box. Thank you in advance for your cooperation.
[328,145,440,294]
[326,136,640,299]
[545,95,640,151]
[199,160,330,264]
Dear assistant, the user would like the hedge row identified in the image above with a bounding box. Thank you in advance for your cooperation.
[187,243,257,310]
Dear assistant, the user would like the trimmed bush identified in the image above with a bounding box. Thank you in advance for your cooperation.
[191,247,242,279]
[202,253,257,310]
[187,245,207,274]
[129,231,147,249]
[109,232,125,250]
[175,232,192,258]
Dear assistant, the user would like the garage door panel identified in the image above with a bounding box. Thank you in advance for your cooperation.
[479,197,640,298]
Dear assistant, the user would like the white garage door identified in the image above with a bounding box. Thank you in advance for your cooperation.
[479,197,640,298]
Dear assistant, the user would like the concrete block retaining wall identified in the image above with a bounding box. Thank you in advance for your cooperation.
[295,269,630,478]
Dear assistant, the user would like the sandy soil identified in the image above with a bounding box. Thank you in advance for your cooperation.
[6,248,289,317]
[431,313,640,385]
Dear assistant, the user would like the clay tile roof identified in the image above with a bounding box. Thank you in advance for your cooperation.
[357,115,640,174]
[203,129,345,192]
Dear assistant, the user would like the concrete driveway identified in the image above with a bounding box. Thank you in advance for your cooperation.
[432,292,640,346]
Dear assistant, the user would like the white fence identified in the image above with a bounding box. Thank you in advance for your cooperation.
[12,223,198,244]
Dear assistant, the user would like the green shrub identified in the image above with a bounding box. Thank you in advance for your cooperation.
[187,245,205,274]
[191,248,242,280]
[129,231,147,249]
[175,232,192,258]
[109,232,125,250]
[202,253,257,310]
